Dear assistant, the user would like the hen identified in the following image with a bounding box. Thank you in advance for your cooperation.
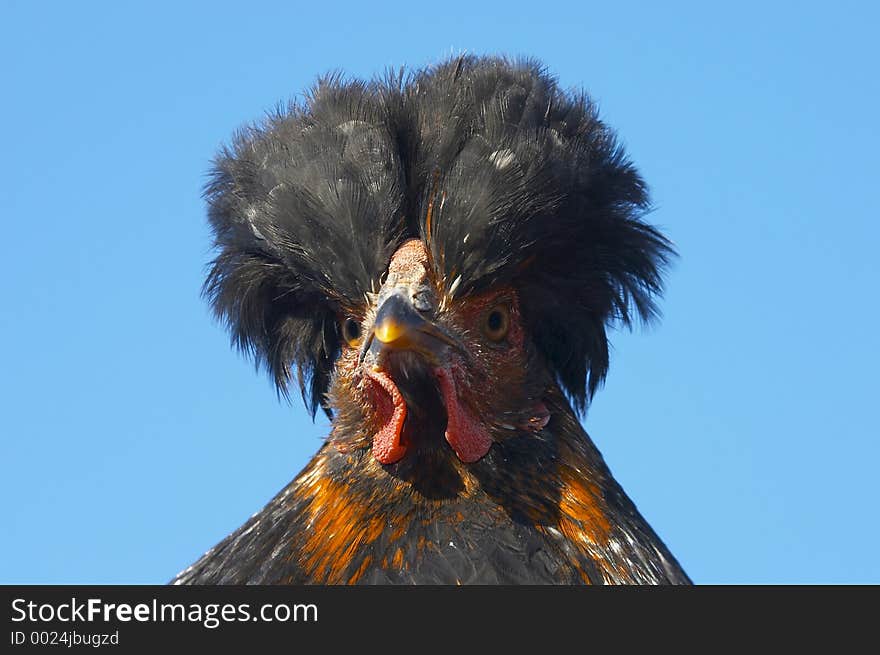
[173,56,690,584]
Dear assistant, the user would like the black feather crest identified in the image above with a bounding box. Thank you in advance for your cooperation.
[412,56,674,411]
[202,54,674,417]
[202,77,408,415]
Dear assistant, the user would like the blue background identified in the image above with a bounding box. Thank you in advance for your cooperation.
[2,1,877,584]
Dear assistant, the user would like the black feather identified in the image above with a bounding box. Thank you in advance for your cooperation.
[202,78,408,415]
[203,55,673,417]
[413,56,674,411]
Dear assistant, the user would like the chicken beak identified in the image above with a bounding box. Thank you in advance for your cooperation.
[359,291,460,365]
[373,294,425,348]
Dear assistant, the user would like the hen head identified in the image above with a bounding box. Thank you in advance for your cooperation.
[203,56,672,488]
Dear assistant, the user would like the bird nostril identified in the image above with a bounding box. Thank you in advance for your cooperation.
[411,288,434,314]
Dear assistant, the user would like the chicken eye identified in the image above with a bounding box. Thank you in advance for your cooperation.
[484,305,510,342]
[341,317,362,347]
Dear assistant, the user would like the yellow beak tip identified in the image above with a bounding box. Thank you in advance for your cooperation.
[374,320,404,344]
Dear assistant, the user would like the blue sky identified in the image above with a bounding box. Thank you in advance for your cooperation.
[2,1,877,584]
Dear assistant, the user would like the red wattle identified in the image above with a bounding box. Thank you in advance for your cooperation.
[434,367,493,463]
[365,369,407,464]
